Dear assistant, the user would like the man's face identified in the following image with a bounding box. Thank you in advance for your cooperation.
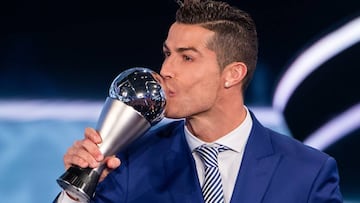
[160,23,223,119]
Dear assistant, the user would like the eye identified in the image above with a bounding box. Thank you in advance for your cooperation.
[163,50,171,58]
[183,55,193,62]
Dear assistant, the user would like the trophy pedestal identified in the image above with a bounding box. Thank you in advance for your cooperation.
[57,166,100,202]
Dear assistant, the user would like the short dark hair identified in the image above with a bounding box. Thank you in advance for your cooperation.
[175,0,258,91]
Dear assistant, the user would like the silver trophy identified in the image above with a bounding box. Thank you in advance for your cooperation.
[56,67,166,202]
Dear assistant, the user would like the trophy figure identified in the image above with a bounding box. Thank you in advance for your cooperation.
[56,67,166,202]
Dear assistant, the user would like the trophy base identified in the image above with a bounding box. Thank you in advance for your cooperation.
[57,166,100,202]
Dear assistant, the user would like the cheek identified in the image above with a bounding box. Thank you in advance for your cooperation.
[195,85,218,103]
[189,67,221,95]
[185,78,220,108]
[164,67,221,117]
[164,83,216,118]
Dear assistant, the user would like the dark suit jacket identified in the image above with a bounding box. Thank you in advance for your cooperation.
[89,113,342,202]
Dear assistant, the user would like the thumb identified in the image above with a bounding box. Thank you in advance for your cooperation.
[99,157,121,182]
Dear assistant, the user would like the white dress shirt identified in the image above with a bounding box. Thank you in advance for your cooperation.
[58,107,253,203]
[185,106,252,203]
[57,191,80,203]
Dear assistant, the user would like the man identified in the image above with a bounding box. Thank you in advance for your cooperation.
[55,0,343,202]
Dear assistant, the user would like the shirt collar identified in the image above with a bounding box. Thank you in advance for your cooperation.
[185,106,253,153]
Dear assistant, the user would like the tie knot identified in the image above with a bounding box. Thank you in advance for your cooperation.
[195,144,229,168]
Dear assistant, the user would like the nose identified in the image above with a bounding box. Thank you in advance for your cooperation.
[160,58,174,80]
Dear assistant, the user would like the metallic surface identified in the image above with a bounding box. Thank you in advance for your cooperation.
[56,67,166,201]
[95,97,151,161]
[109,67,166,125]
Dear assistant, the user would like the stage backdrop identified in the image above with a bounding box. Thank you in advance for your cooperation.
[0,0,359,202]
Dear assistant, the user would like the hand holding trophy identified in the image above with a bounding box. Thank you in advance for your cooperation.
[56,67,166,202]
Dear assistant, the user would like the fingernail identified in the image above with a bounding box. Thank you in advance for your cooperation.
[90,161,97,168]
[96,154,104,161]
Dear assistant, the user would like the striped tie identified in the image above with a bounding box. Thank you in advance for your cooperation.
[196,144,229,203]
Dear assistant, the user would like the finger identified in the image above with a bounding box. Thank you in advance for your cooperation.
[64,144,94,169]
[84,127,102,144]
[106,156,121,169]
[99,169,110,182]
[64,153,90,169]
[98,162,121,182]
[97,157,121,182]
[78,138,104,162]
[63,140,101,169]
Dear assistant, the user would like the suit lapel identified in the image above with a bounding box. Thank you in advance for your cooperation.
[230,114,282,203]
[163,122,204,203]
[161,113,282,203]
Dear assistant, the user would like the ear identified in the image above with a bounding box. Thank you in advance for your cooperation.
[223,62,247,88]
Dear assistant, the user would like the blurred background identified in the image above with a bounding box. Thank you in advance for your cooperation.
[0,0,359,202]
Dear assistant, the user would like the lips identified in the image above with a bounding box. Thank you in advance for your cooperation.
[161,81,175,97]
[165,88,175,97]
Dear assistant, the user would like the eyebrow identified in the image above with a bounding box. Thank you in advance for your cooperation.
[163,42,200,54]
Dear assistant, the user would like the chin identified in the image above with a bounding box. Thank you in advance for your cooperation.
[164,110,184,119]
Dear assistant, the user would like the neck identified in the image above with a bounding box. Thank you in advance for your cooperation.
[185,104,247,142]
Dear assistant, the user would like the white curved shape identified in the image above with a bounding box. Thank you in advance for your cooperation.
[304,103,360,150]
[273,16,360,112]
[0,100,102,121]
[0,100,283,130]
